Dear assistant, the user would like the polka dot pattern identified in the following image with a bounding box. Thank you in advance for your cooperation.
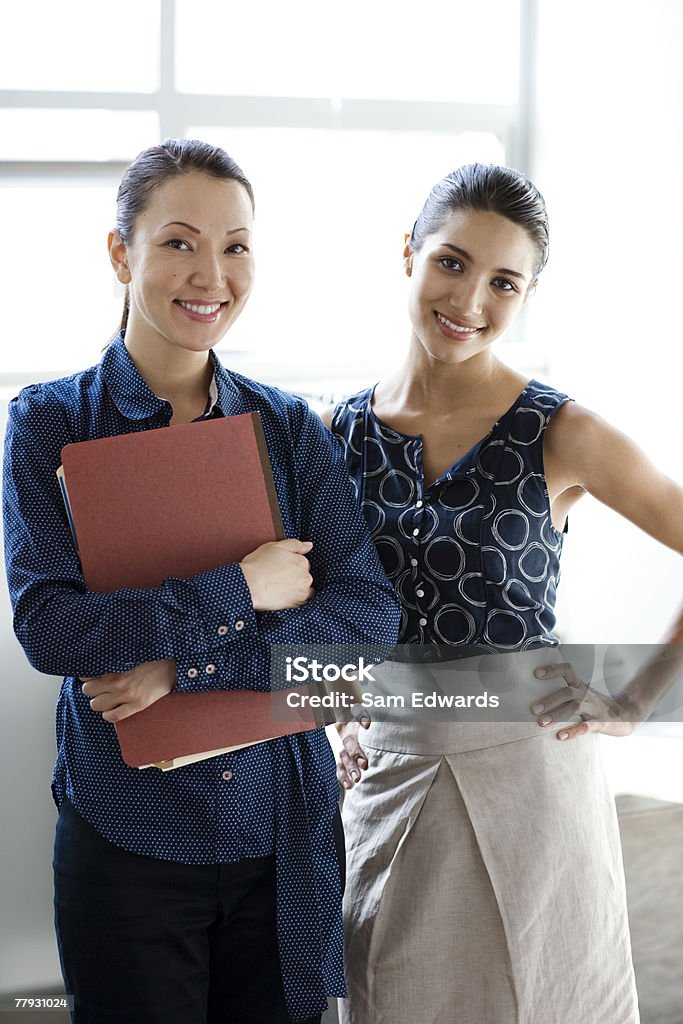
[332,380,572,657]
[3,334,401,1020]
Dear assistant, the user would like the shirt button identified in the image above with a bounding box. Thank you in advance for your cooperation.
[235,620,245,631]
[217,624,229,636]
[221,770,233,782]
[416,589,425,598]
[412,528,419,537]
[416,500,423,508]
[419,617,427,627]
[410,558,418,567]
[187,667,198,679]
[205,663,216,675]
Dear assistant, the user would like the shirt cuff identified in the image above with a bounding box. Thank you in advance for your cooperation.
[174,562,256,693]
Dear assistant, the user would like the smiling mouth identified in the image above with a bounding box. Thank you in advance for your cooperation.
[176,300,224,315]
[435,312,483,336]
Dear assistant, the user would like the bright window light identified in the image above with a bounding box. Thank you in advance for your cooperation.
[0,180,122,375]
[176,0,520,103]
[0,0,160,92]
[0,110,159,162]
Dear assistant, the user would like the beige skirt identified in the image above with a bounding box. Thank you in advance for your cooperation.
[339,652,640,1024]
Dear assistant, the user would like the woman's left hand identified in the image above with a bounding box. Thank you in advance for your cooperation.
[81,658,176,723]
[531,662,641,741]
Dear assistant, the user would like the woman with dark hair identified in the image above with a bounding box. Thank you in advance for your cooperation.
[327,163,683,1023]
[3,138,400,1024]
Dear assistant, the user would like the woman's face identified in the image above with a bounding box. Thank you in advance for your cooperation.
[405,208,539,366]
[109,171,255,358]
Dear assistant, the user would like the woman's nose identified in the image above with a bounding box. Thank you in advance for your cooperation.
[452,278,485,317]
[191,253,225,293]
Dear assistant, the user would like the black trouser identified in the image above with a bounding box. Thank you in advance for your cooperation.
[53,798,324,1024]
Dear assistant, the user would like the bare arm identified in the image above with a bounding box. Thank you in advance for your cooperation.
[536,402,683,738]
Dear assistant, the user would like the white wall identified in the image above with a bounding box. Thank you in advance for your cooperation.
[0,400,64,995]
[531,0,682,644]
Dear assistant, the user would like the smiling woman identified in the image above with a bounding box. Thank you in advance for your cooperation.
[2,138,400,1024]
[329,162,683,1024]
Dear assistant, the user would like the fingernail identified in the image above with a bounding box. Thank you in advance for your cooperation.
[558,732,569,741]
[535,668,546,678]
[540,715,552,726]
[351,771,359,781]
[342,780,351,788]
[531,703,544,714]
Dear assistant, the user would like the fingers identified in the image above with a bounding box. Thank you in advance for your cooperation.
[81,676,115,698]
[337,744,368,788]
[531,662,590,728]
[556,719,595,742]
[276,538,313,553]
[343,733,368,770]
[101,702,146,723]
[335,721,369,789]
[534,662,584,687]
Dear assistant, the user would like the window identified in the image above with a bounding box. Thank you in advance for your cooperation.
[0,0,532,386]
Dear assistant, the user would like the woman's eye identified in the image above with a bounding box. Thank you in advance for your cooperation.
[165,238,190,251]
[226,243,248,254]
[438,256,462,271]
[492,277,516,292]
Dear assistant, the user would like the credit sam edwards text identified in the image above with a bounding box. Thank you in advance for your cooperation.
[282,657,500,709]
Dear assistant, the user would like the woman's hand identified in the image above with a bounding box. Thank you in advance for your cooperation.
[240,539,315,611]
[531,662,641,741]
[336,718,371,789]
[81,658,176,723]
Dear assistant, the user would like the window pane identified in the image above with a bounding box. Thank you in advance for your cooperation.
[0,0,160,92]
[0,110,159,161]
[0,179,123,374]
[186,127,505,371]
[177,1,519,103]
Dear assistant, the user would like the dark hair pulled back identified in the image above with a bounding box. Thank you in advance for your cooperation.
[409,163,549,278]
[114,138,255,334]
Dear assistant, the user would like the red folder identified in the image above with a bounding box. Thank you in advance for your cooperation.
[59,413,284,592]
[115,687,322,769]
[58,413,319,769]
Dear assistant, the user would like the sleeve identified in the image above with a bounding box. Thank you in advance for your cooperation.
[2,390,257,680]
[173,402,401,692]
[3,390,399,691]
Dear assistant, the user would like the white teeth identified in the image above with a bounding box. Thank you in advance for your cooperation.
[178,301,222,315]
[436,312,480,333]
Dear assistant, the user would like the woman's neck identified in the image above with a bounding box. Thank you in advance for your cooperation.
[124,330,214,420]
[383,346,516,416]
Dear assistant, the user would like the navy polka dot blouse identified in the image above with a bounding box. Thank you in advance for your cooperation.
[2,334,400,1020]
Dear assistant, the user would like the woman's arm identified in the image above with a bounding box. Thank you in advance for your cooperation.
[4,390,399,692]
[534,401,683,738]
[3,391,258,680]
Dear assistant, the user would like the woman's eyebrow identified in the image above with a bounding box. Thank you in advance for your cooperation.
[440,242,528,281]
[160,221,250,236]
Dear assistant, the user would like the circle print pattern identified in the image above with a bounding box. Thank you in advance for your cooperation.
[378,468,415,508]
[332,379,571,650]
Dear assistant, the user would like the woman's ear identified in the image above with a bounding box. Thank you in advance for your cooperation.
[403,234,413,277]
[108,230,131,284]
[523,278,538,305]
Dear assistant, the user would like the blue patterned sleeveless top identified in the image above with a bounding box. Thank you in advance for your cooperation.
[331,380,572,658]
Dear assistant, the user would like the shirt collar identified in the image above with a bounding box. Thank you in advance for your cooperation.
[102,333,243,421]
